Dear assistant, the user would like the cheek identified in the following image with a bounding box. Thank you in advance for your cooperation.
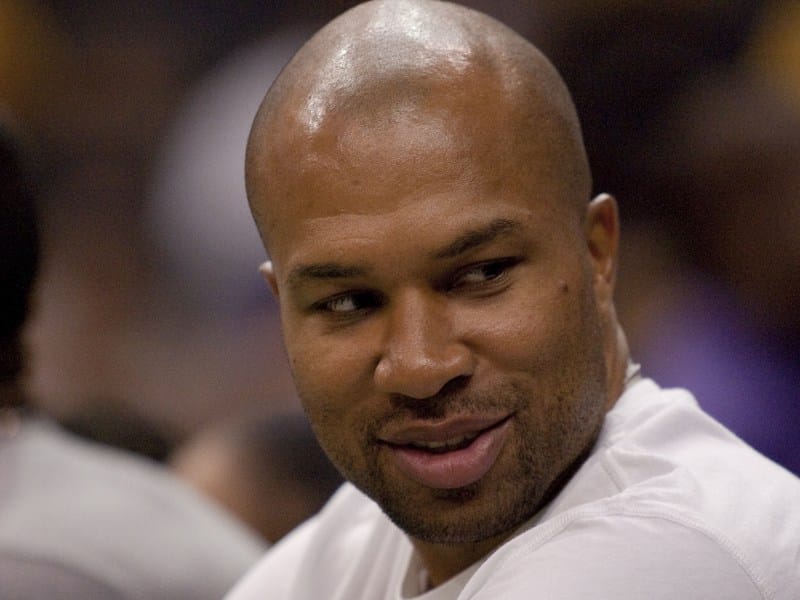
[282,322,373,418]
[469,275,592,372]
[281,326,380,480]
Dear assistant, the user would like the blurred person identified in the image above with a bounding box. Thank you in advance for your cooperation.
[227,2,800,598]
[170,412,343,543]
[126,29,316,434]
[58,401,175,463]
[0,117,266,599]
[21,17,185,427]
[147,27,314,316]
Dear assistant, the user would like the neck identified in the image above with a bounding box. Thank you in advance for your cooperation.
[410,528,512,589]
[604,318,632,413]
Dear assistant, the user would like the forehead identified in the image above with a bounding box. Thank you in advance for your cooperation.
[287,62,518,183]
[252,88,574,262]
[268,125,566,269]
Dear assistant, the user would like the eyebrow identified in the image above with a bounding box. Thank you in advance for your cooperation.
[286,218,521,289]
[431,218,521,260]
[286,263,369,289]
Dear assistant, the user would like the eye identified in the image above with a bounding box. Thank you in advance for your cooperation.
[450,257,519,292]
[312,290,382,316]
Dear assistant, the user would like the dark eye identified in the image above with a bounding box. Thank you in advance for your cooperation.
[450,257,519,291]
[313,290,382,315]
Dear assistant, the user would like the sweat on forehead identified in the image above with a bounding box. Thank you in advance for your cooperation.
[246,0,591,252]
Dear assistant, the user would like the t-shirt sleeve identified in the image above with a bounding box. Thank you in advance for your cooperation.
[461,513,766,600]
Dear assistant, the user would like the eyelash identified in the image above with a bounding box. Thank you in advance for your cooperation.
[310,257,520,317]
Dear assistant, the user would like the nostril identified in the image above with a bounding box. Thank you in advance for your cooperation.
[388,375,472,416]
[438,375,471,397]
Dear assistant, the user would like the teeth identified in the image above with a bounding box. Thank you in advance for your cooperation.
[408,432,478,452]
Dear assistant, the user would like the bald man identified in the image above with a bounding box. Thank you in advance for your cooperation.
[226,1,800,598]
[0,120,265,598]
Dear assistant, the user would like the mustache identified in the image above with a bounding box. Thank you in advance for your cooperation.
[385,376,521,421]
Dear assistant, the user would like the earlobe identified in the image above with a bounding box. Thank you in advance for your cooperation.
[259,261,280,298]
[584,193,619,286]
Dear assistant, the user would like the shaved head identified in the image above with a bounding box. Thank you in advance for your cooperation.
[246,0,590,256]
[243,1,627,581]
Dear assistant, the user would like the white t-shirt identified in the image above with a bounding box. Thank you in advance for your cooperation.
[226,378,800,599]
[0,419,266,599]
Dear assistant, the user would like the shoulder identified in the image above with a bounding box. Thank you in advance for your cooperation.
[0,554,125,599]
[0,420,265,599]
[457,379,800,600]
[226,483,408,600]
[463,505,771,600]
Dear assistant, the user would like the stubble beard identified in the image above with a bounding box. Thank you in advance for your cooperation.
[381,394,604,544]
[316,370,607,546]
[300,283,610,545]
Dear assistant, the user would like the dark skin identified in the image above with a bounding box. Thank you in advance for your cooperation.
[246,0,630,587]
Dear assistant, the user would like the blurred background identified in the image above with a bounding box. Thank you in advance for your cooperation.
[2,0,797,477]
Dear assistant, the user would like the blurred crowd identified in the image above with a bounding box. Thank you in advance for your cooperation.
[1,0,797,560]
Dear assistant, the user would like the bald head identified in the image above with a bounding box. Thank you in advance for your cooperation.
[246,0,590,255]
[241,3,628,572]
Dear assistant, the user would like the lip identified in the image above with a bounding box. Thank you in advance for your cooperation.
[379,414,511,445]
[380,415,513,490]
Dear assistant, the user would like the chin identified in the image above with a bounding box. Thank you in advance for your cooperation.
[374,476,543,545]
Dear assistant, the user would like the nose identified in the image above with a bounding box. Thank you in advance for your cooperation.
[373,289,474,399]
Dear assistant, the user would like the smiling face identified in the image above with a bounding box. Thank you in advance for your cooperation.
[246,0,624,580]
[251,102,614,539]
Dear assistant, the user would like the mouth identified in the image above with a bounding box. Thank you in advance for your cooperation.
[404,432,482,453]
[379,415,513,490]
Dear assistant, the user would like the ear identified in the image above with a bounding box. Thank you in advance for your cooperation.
[584,193,619,302]
[259,260,280,299]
